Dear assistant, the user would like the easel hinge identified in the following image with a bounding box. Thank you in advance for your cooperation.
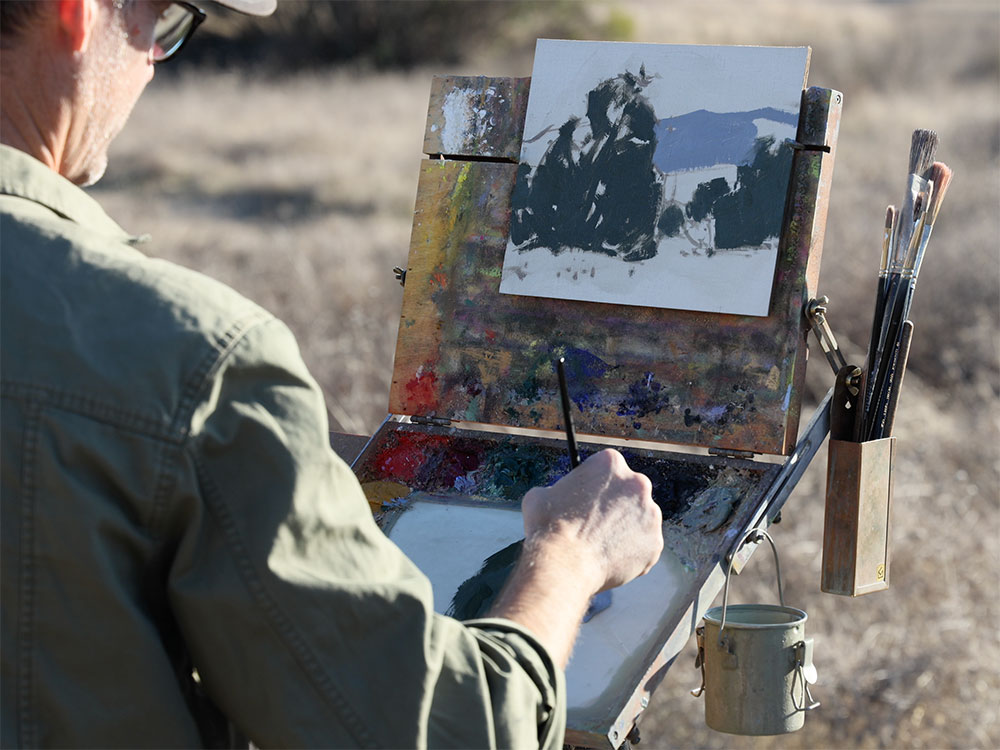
[708,448,756,460]
[806,296,848,375]
[410,415,452,427]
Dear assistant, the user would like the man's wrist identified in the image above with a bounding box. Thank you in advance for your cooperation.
[522,528,606,596]
[487,530,604,668]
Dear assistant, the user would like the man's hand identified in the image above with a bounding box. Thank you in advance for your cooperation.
[489,449,663,668]
[522,448,662,592]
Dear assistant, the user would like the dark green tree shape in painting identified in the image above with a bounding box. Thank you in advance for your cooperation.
[658,135,793,256]
[510,66,663,262]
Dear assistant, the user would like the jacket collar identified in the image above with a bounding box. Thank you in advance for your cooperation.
[0,144,141,244]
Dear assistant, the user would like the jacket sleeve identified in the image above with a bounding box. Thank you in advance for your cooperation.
[167,317,565,749]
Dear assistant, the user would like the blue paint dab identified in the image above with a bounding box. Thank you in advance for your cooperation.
[618,373,672,418]
[653,107,799,173]
[559,348,612,411]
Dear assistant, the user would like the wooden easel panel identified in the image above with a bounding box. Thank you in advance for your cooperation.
[423,76,530,160]
[390,80,840,456]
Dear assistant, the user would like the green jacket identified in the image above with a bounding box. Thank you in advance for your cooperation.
[0,145,564,749]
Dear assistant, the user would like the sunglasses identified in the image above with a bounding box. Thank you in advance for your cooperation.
[152,2,206,63]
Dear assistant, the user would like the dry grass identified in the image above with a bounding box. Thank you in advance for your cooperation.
[89,1,999,747]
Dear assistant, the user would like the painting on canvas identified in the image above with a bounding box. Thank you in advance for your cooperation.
[499,41,810,316]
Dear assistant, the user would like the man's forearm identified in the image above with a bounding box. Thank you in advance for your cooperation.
[487,534,602,669]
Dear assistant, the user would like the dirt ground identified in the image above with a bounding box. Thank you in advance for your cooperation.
[90,1,998,747]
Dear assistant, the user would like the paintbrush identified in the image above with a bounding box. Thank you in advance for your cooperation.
[863,192,925,441]
[556,357,581,468]
[862,130,938,436]
[867,163,953,439]
[856,205,895,441]
[882,320,914,437]
[902,162,953,320]
[862,206,896,397]
[892,130,938,263]
[879,204,896,294]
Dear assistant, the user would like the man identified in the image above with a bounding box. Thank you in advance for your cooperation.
[0,1,664,747]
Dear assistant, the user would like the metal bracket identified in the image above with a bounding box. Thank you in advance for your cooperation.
[806,296,847,376]
[708,447,756,460]
[790,140,832,153]
[410,415,451,427]
[393,266,407,287]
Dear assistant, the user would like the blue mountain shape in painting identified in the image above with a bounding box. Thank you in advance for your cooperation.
[652,107,799,173]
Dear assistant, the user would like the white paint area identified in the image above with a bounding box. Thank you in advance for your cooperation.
[501,242,779,316]
[387,500,696,713]
[439,86,507,156]
[440,89,476,156]
[566,546,692,710]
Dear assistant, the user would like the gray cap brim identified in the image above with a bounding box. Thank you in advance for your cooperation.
[210,0,277,16]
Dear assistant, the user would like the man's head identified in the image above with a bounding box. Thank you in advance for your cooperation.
[0,1,275,185]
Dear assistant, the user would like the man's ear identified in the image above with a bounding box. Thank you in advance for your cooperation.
[57,0,96,53]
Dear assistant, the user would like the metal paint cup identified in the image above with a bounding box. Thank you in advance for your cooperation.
[692,529,819,735]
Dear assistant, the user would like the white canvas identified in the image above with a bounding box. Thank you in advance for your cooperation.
[387,500,695,711]
[499,40,809,316]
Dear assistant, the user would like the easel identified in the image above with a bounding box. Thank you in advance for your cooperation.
[345,73,843,748]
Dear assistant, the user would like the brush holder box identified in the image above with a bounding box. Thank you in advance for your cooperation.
[821,436,895,596]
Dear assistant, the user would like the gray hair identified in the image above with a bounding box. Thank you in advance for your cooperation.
[0,0,44,39]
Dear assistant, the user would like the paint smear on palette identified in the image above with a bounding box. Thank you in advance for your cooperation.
[561,347,612,411]
[480,441,561,501]
[445,537,614,623]
[367,431,487,491]
[389,502,526,616]
[372,431,449,483]
[361,480,411,515]
[359,426,765,527]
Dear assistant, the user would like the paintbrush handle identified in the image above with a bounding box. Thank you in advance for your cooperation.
[902,184,932,275]
[556,358,581,468]
[864,272,903,419]
[863,277,888,412]
[891,174,930,273]
[865,278,908,440]
[882,321,914,437]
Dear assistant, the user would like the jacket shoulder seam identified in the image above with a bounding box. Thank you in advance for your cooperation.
[168,308,275,440]
[189,451,378,748]
[1,382,179,443]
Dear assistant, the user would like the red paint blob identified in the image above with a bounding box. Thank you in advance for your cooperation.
[405,369,438,413]
[374,431,450,483]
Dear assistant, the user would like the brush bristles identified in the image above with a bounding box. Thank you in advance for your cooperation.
[908,129,939,177]
[927,161,953,223]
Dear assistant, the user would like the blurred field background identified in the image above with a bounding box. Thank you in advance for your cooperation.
[90,1,998,747]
